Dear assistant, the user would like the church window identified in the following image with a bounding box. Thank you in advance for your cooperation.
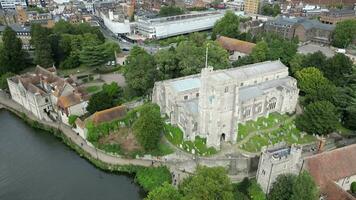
[224,87,228,93]
[184,95,188,100]
[268,98,277,110]
[196,93,199,97]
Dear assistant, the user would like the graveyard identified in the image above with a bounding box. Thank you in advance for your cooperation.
[237,113,316,153]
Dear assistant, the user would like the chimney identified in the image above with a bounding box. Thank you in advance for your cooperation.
[316,136,326,153]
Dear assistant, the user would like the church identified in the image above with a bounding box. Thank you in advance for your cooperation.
[152,60,299,149]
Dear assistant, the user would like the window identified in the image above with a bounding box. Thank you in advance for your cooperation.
[184,95,188,100]
[268,98,277,110]
[196,93,199,97]
[240,82,244,86]
[265,77,269,81]
[224,87,229,93]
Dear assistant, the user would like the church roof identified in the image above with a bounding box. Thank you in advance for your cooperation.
[216,36,256,54]
[170,77,201,92]
[91,105,127,125]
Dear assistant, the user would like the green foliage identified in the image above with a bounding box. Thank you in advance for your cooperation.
[179,166,234,200]
[290,171,319,200]
[344,105,356,130]
[324,53,353,86]
[79,41,119,67]
[159,6,184,17]
[26,5,48,13]
[212,11,240,39]
[261,4,281,16]
[268,174,296,200]
[96,143,122,154]
[251,41,269,62]
[296,101,339,135]
[145,182,182,200]
[133,103,164,151]
[248,179,266,200]
[135,166,171,192]
[124,46,157,95]
[0,26,27,75]
[68,115,78,127]
[332,19,356,48]
[31,24,53,67]
[351,182,356,193]
[0,72,15,89]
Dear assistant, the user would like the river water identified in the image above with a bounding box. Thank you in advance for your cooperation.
[0,110,142,200]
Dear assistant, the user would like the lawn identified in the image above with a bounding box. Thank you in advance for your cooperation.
[164,124,217,156]
[237,113,291,142]
[84,85,101,94]
[239,120,315,153]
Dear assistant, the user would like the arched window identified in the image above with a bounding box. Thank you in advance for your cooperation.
[268,97,277,110]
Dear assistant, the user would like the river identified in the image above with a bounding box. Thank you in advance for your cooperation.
[0,110,143,200]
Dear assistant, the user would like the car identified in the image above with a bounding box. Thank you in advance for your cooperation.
[122,48,130,52]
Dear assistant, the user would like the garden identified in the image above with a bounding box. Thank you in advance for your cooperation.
[164,124,217,156]
[237,113,316,153]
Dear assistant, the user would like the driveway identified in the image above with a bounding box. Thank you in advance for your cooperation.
[100,73,126,87]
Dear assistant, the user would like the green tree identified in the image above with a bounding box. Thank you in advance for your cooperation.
[159,6,184,17]
[86,91,115,114]
[268,174,296,200]
[324,53,353,86]
[135,166,172,192]
[251,41,269,62]
[0,72,15,89]
[261,4,281,16]
[155,47,180,80]
[344,105,356,130]
[53,19,75,35]
[301,51,327,70]
[351,182,356,193]
[133,103,164,151]
[68,115,78,127]
[212,11,240,39]
[179,166,234,200]
[290,171,318,200]
[0,27,27,74]
[247,179,266,200]
[332,19,356,48]
[31,24,53,67]
[145,182,182,200]
[289,54,305,74]
[124,46,157,95]
[296,101,339,135]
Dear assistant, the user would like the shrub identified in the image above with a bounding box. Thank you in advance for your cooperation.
[68,115,79,127]
[135,166,172,192]
[351,182,356,193]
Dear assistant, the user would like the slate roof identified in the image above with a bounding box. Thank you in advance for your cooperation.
[91,105,127,125]
[0,24,31,33]
[216,36,256,54]
[170,77,201,92]
[267,16,335,31]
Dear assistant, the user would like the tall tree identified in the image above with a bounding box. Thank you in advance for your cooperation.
[268,174,296,200]
[133,103,164,151]
[296,101,339,135]
[179,166,234,200]
[251,41,269,62]
[145,182,182,200]
[31,24,53,67]
[324,53,353,86]
[332,19,356,48]
[212,11,240,39]
[290,171,319,200]
[0,26,27,74]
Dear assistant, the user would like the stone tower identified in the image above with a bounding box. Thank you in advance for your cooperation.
[256,144,302,193]
[198,67,238,149]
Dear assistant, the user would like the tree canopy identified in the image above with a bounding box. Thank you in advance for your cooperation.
[268,174,296,200]
[31,24,53,67]
[212,11,240,39]
[261,4,281,16]
[332,19,356,48]
[159,6,184,17]
[145,182,182,200]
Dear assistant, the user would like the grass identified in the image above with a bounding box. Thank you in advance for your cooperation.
[85,85,101,93]
[97,143,122,155]
[57,65,94,76]
[164,124,217,156]
[237,113,290,142]
[239,120,315,153]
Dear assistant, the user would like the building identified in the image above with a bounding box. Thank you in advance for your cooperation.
[0,0,26,9]
[0,24,31,49]
[303,144,356,200]
[135,11,242,39]
[57,89,89,125]
[97,9,131,35]
[7,66,88,123]
[244,0,260,14]
[226,0,244,11]
[152,60,299,149]
[256,144,302,193]
[320,8,356,25]
[216,36,256,61]
[265,16,335,44]
[0,9,17,25]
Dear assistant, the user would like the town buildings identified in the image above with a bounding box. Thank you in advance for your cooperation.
[256,144,303,193]
[265,16,335,44]
[0,24,31,49]
[320,8,356,25]
[244,0,260,14]
[7,66,89,124]
[216,36,256,61]
[153,60,299,149]
[0,0,26,9]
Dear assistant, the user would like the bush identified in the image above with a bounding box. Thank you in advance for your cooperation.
[68,115,79,127]
[135,166,171,191]
[351,182,356,193]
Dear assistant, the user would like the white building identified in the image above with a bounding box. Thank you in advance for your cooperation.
[0,0,26,9]
[153,60,299,149]
[135,10,243,39]
[99,10,131,35]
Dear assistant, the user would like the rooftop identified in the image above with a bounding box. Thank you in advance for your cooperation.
[216,36,256,54]
[91,105,127,125]
[170,77,201,92]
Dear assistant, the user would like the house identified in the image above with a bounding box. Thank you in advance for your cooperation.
[153,60,299,149]
[216,36,256,61]
[320,8,356,25]
[0,24,31,49]
[303,144,356,200]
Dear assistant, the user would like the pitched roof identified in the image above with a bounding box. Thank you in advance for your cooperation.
[92,105,127,125]
[216,36,256,54]
[304,144,356,200]
[57,93,83,109]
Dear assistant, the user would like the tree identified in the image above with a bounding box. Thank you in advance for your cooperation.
[179,166,234,200]
[68,115,78,127]
[145,182,182,200]
[289,54,305,74]
[31,24,53,67]
[301,51,327,70]
[124,46,157,95]
[133,103,164,151]
[0,72,15,89]
[247,179,266,200]
[0,27,27,74]
[212,11,240,39]
[332,19,356,48]
[324,53,353,86]
[290,171,318,200]
[86,82,122,114]
[268,174,296,200]
[261,4,281,16]
[351,182,356,194]
[159,6,184,17]
[155,47,180,80]
[296,101,339,135]
[251,41,269,62]
[344,105,356,130]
